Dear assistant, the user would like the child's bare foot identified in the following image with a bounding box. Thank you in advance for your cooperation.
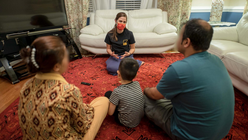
[141,61,145,66]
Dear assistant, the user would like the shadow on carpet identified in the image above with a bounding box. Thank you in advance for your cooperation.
[0,54,247,140]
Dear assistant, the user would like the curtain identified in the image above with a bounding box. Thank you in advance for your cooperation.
[92,0,116,12]
[64,0,89,54]
[140,0,157,9]
[157,0,192,31]
[244,0,248,15]
[209,0,224,22]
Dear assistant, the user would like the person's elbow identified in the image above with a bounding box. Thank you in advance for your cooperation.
[108,102,116,116]
[108,109,114,116]
[150,88,164,100]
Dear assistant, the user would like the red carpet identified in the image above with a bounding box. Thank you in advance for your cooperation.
[0,53,248,140]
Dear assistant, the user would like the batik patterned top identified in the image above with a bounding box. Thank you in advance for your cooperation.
[18,73,94,140]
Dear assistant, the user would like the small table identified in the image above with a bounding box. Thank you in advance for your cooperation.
[208,21,236,27]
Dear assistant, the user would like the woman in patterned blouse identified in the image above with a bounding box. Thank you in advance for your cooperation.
[18,36,109,140]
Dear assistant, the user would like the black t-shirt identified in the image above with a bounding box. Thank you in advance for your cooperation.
[104,29,135,56]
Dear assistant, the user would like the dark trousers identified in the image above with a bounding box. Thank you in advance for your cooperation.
[144,95,179,140]
[105,91,121,125]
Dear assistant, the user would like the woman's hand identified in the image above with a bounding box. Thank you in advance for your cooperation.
[106,44,119,59]
[112,51,119,59]
[120,51,131,59]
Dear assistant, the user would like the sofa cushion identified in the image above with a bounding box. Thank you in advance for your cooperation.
[223,52,248,83]
[128,9,163,33]
[153,23,177,35]
[212,27,238,42]
[80,25,103,36]
[95,10,128,33]
[134,32,177,48]
[236,12,248,46]
[209,40,248,58]
[79,34,107,48]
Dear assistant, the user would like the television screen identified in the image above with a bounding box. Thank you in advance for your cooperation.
[0,0,68,34]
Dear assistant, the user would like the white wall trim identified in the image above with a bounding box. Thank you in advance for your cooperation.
[223,6,244,12]
[191,6,244,13]
[191,6,212,12]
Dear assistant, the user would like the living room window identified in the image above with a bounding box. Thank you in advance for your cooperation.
[88,0,93,13]
[116,0,141,11]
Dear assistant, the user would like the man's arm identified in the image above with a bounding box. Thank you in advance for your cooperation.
[145,65,182,100]
[144,87,164,100]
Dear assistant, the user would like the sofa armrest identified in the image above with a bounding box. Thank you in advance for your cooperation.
[162,11,168,23]
[90,13,95,25]
[153,23,177,35]
[212,27,238,42]
[80,24,103,36]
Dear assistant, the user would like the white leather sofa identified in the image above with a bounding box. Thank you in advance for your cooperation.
[208,13,248,96]
[79,9,177,54]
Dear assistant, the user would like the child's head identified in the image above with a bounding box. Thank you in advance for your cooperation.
[117,58,139,81]
[20,36,69,74]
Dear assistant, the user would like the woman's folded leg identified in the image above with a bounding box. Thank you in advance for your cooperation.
[106,56,121,75]
[128,54,143,66]
[83,97,109,140]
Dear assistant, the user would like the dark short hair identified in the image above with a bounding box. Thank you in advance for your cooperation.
[181,19,213,51]
[20,36,65,73]
[119,58,139,81]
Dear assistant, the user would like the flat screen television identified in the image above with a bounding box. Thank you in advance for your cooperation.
[0,0,68,34]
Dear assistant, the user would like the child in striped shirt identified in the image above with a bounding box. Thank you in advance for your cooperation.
[105,58,144,128]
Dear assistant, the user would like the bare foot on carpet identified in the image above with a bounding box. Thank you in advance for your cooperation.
[141,61,145,66]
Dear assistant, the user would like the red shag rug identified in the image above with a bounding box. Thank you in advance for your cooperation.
[0,53,248,140]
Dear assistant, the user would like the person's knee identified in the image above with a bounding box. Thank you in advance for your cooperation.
[144,95,149,102]
[106,64,118,73]
[98,97,109,107]
[143,95,157,118]
[144,95,154,107]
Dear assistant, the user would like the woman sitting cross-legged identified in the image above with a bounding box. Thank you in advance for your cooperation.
[18,36,109,140]
[105,12,144,76]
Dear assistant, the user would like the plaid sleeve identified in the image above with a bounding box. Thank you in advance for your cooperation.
[109,88,120,106]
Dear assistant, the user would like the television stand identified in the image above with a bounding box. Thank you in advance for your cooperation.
[63,29,82,59]
[0,57,20,84]
[1,27,82,84]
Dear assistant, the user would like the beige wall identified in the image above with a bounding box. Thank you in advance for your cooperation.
[224,0,246,12]
[191,0,246,12]
[191,0,212,12]
[192,0,212,7]
[192,0,246,7]
[225,0,246,7]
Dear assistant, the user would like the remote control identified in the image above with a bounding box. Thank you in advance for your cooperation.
[81,82,91,85]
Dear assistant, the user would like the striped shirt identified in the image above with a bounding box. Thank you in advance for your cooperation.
[109,81,144,128]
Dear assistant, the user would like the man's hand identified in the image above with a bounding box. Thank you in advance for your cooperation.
[143,87,150,95]
[112,51,119,59]
[143,87,164,100]
[120,51,130,59]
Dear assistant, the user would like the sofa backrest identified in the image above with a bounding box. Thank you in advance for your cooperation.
[128,9,163,33]
[236,12,248,46]
[95,10,128,33]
